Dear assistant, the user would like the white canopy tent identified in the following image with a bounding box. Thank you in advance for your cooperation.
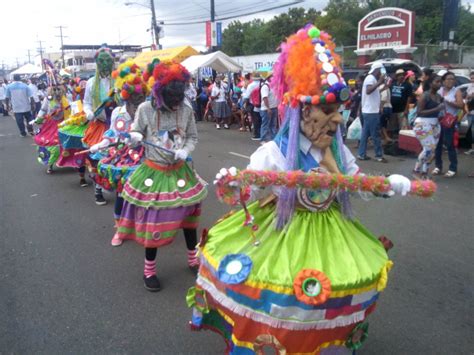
[181,51,242,74]
[9,64,43,79]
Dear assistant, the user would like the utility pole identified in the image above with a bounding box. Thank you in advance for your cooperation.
[27,49,32,64]
[150,0,161,49]
[210,0,215,52]
[55,25,68,68]
[37,39,45,70]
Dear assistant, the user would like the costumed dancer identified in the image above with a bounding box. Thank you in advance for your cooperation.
[31,62,70,174]
[188,25,435,354]
[83,45,117,205]
[88,59,149,246]
[115,60,207,292]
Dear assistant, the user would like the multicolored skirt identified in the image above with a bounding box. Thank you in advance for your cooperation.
[116,159,208,248]
[58,124,87,150]
[82,120,107,148]
[189,201,391,354]
[34,119,61,166]
[97,145,144,192]
[57,124,87,168]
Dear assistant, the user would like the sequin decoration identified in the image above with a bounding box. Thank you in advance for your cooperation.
[322,62,333,73]
[177,179,186,188]
[144,178,153,187]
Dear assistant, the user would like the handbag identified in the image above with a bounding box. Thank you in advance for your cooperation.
[440,112,457,129]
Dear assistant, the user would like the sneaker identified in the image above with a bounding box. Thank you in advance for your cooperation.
[28,131,34,136]
[216,124,221,130]
[79,178,88,187]
[464,149,474,155]
[224,124,230,129]
[110,234,123,247]
[20,133,27,137]
[357,155,371,161]
[46,167,53,174]
[95,193,107,206]
[251,137,261,141]
[143,275,161,292]
[375,157,388,163]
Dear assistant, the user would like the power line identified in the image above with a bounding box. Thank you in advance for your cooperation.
[163,0,304,25]
[55,25,68,68]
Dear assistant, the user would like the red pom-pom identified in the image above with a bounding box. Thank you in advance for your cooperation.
[326,92,336,103]
[121,90,130,100]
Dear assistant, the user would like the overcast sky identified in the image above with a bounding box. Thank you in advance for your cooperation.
[0,0,327,68]
[2,0,473,68]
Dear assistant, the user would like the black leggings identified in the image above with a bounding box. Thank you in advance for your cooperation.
[145,228,197,260]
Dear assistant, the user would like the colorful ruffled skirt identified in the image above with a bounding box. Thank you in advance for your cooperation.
[116,159,208,248]
[97,145,144,192]
[34,119,61,166]
[189,201,392,354]
[57,124,88,168]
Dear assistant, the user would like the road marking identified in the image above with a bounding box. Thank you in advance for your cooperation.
[229,152,250,159]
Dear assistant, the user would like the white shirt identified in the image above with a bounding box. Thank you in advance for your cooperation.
[243,80,261,112]
[211,82,227,102]
[83,76,111,120]
[361,74,380,114]
[0,84,6,100]
[28,83,40,103]
[260,82,278,110]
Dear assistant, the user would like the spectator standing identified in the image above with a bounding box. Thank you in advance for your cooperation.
[0,79,8,116]
[379,79,393,144]
[28,78,41,117]
[5,74,35,137]
[259,71,278,142]
[413,75,443,179]
[210,74,231,129]
[243,72,263,140]
[433,71,464,178]
[390,69,413,132]
[357,62,387,162]
[464,72,474,158]
[185,77,198,117]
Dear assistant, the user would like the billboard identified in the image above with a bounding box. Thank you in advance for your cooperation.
[357,7,415,51]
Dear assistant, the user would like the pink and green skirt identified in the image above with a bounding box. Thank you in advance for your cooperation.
[116,159,208,248]
[34,119,61,166]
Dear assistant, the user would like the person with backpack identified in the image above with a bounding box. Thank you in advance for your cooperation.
[243,72,263,140]
[259,70,278,142]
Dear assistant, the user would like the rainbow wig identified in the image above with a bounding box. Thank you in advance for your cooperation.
[271,24,352,229]
[111,59,150,101]
[143,59,191,108]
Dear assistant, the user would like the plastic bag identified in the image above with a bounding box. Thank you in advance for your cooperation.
[347,117,362,140]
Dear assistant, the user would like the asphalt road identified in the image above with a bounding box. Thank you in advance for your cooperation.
[1,114,473,354]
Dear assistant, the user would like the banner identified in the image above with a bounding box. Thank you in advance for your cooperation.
[206,21,211,48]
[216,22,222,47]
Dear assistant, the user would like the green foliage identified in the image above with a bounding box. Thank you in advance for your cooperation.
[221,0,474,55]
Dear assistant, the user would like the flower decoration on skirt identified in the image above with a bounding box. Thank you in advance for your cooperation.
[217,254,253,285]
[345,321,369,350]
[293,269,331,305]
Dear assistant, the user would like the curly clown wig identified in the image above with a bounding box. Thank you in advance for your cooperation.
[270,24,352,228]
[112,59,150,101]
[143,58,191,108]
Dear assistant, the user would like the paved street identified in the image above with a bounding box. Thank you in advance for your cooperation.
[1,114,473,354]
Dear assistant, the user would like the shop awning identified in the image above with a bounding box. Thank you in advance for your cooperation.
[134,46,199,68]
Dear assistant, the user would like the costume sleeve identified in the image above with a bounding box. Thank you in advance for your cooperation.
[248,142,286,171]
[181,106,198,154]
[342,145,360,175]
[83,78,94,118]
[37,97,49,118]
[130,102,148,137]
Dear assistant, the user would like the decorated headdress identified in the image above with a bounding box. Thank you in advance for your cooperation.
[42,59,63,88]
[112,59,150,101]
[270,24,352,228]
[94,44,115,61]
[143,58,191,108]
[92,44,115,108]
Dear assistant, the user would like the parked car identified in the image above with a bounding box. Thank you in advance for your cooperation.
[364,58,422,77]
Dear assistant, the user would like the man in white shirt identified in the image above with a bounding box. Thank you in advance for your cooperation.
[28,78,41,117]
[357,62,387,162]
[259,71,278,142]
[243,72,263,140]
[0,79,8,116]
[210,75,231,129]
[5,74,35,136]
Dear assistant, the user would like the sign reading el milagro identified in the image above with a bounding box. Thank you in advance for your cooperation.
[355,7,416,65]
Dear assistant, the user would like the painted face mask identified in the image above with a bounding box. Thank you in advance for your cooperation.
[96,52,114,78]
[300,104,342,150]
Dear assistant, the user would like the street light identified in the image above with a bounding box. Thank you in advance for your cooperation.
[125,1,161,49]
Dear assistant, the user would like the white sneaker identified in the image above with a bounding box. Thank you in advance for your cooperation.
[464,149,474,155]
[216,124,221,130]
[224,124,230,129]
